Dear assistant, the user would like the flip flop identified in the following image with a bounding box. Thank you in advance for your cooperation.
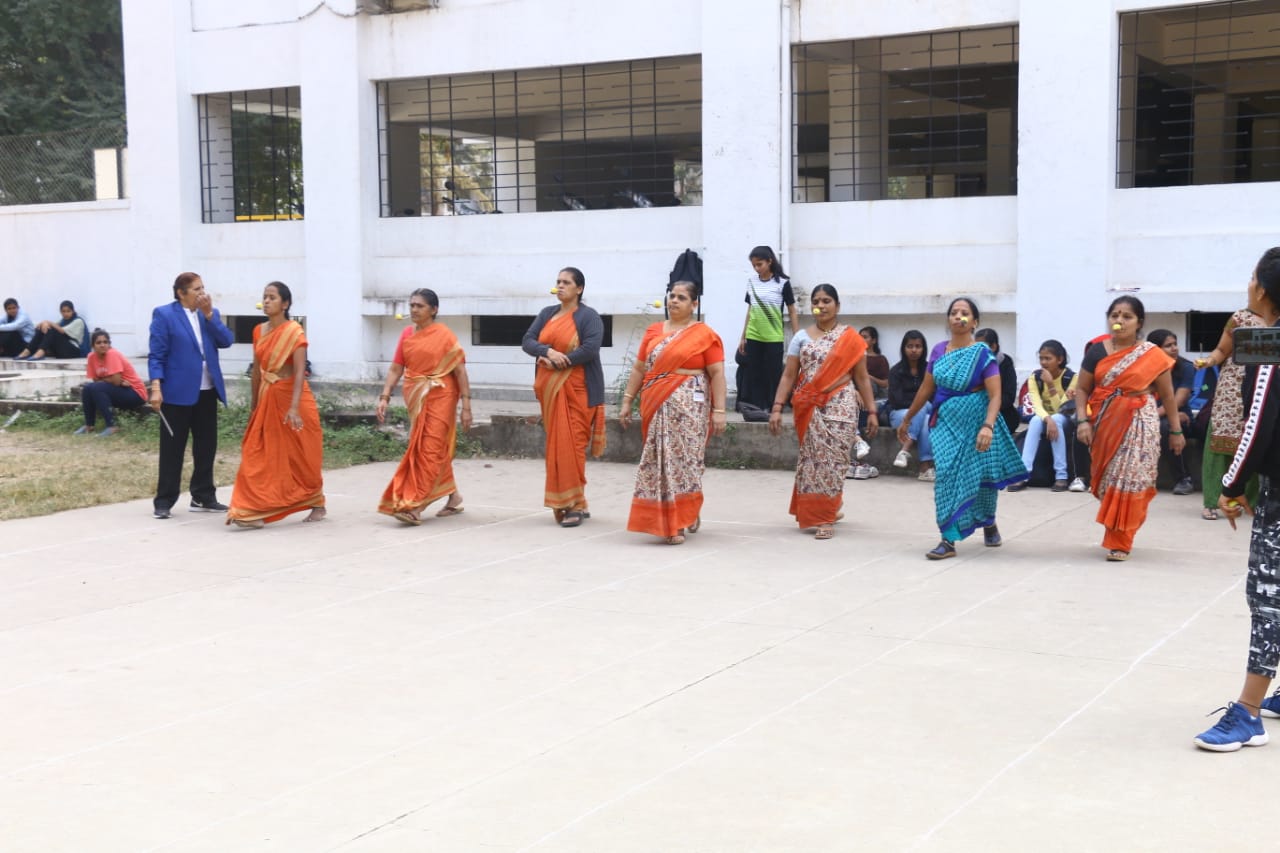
[230,518,264,529]
[1202,508,1218,521]
[303,509,327,523]
[815,525,834,540]
[665,534,685,545]
[435,504,464,518]
[1106,549,1130,562]
[393,511,422,526]
[560,510,585,528]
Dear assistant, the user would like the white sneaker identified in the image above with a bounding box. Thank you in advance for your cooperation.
[851,464,879,480]
[893,449,911,468]
[855,438,871,460]
[1068,477,1086,493]
[918,468,935,482]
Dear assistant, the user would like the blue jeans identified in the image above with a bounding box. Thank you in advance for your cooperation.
[1021,413,1069,479]
[82,381,145,427]
[889,404,933,462]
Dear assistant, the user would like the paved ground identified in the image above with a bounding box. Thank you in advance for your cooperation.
[2,457,1269,851]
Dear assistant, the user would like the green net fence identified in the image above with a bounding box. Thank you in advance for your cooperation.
[0,125,126,206]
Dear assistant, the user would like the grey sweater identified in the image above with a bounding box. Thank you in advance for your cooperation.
[522,304,605,408]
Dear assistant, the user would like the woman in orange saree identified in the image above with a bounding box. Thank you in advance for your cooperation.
[522,267,605,528]
[768,284,878,540]
[227,282,325,528]
[1075,295,1184,560]
[618,281,727,544]
[376,288,472,525]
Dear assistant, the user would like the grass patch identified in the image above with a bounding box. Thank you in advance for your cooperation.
[0,402,412,521]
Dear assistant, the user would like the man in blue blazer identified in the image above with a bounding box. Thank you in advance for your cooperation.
[147,272,234,519]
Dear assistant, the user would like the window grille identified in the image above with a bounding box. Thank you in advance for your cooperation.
[198,87,303,223]
[470,315,613,347]
[792,25,1018,202]
[376,55,701,217]
[1118,0,1280,188]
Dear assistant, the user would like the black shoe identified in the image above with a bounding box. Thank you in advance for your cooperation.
[984,525,1002,547]
[1007,481,1028,492]
[153,507,171,519]
[189,498,228,512]
[1173,476,1194,496]
[926,540,956,560]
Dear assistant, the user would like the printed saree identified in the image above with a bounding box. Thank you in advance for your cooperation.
[377,323,465,517]
[628,323,724,537]
[1087,340,1172,552]
[228,321,325,524]
[788,326,865,528]
[930,343,1027,542]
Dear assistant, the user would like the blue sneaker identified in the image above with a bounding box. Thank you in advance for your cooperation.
[1194,702,1268,752]
[1260,690,1280,719]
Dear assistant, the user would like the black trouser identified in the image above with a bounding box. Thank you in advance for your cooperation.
[1248,479,1280,678]
[1158,414,1191,482]
[28,328,80,358]
[155,389,220,510]
[0,330,29,357]
[740,339,785,410]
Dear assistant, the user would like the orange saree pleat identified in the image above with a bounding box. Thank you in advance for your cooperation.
[378,325,464,516]
[535,312,603,512]
[228,322,325,524]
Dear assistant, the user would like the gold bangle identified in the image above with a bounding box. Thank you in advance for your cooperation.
[712,408,726,413]
[379,394,391,401]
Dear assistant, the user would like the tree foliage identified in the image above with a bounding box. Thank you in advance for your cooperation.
[0,0,125,136]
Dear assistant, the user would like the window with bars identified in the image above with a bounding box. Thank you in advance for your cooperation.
[1118,0,1280,188]
[197,87,303,223]
[792,25,1018,202]
[376,56,701,217]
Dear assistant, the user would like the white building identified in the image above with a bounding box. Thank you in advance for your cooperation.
[2,0,1279,384]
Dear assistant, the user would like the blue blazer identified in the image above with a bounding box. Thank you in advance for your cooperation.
[147,301,234,405]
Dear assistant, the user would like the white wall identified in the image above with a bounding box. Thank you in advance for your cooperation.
[4,0,1278,391]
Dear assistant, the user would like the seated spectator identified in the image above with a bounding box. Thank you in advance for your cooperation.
[77,329,146,436]
[17,300,89,360]
[0,298,35,357]
[975,327,1021,433]
[846,325,890,475]
[1147,328,1195,494]
[1009,339,1077,492]
[887,329,935,481]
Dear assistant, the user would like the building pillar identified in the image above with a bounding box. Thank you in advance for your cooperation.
[700,0,785,359]
[297,0,372,377]
[1015,2,1115,370]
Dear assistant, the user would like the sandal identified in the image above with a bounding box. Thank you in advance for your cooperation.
[230,518,265,530]
[815,524,834,540]
[560,510,588,528]
[393,510,422,526]
[665,534,685,545]
[1106,549,1130,562]
[686,516,701,534]
[435,503,464,518]
[927,540,956,560]
[1202,507,1219,521]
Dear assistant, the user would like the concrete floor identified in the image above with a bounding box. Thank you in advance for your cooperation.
[1,458,1269,852]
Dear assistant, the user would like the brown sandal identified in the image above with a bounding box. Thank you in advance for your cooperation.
[815,525,834,540]
[665,534,685,545]
[393,510,422,526]
[1106,549,1130,562]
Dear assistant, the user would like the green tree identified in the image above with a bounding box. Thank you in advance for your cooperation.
[0,0,124,134]
[0,0,124,204]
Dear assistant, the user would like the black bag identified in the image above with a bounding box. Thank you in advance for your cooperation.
[668,248,703,292]
[738,402,771,422]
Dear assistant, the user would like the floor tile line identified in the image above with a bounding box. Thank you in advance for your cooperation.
[909,573,1244,849]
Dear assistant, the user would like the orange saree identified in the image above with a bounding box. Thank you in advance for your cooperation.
[1087,341,1173,552]
[535,310,606,515]
[227,321,324,524]
[627,323,724,537]
[788,327,866,528]
[377,324,465,517]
